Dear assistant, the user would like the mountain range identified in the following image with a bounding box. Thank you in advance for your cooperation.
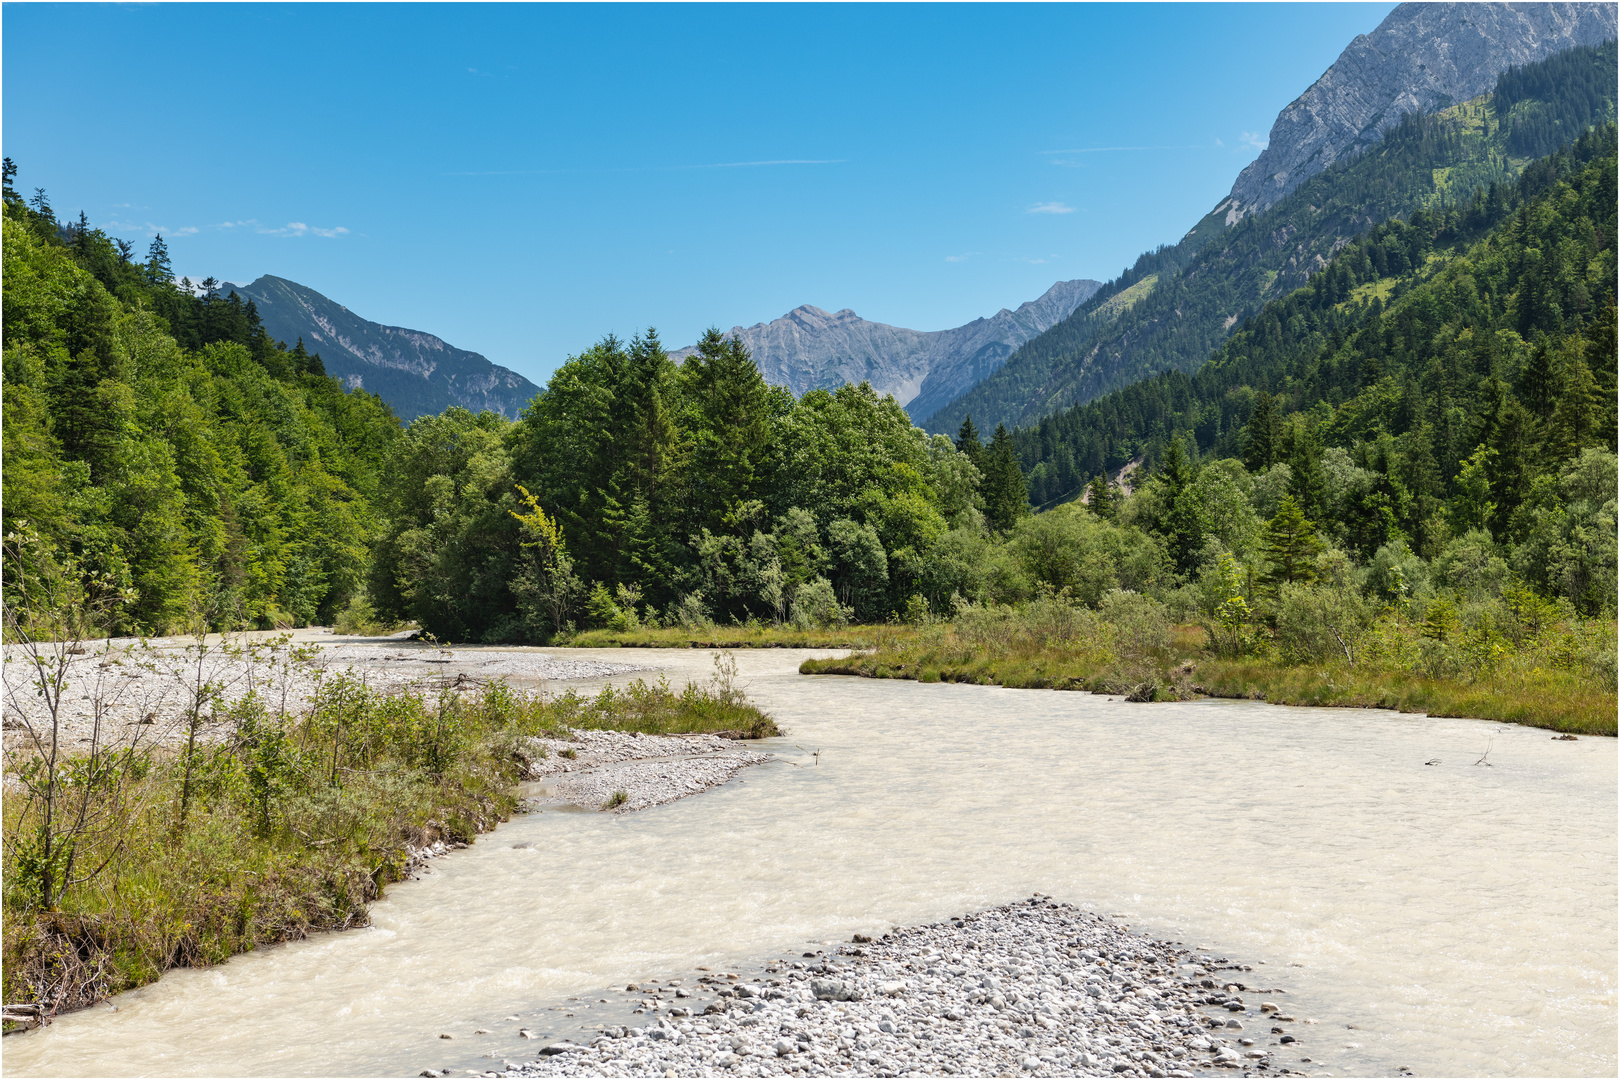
[219,2,1615,442]
[221,275,540,421]
[922,1,1617,437]
[671,279,1100,422]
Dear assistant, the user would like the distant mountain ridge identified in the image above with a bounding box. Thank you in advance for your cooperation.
[924,5,1619,437]
[1223,1,1616,220]
[221,276,540,421]
[673,279,1101,421]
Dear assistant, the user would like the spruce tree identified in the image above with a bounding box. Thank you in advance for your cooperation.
[1547,353,1601,461]
[956,415,983,465]
[1243,392,1277,472]
[982,423,1027,533]
[1280,419,1327,523]
[145,233,171,287]
[1085,474,1116,520]
[1516,343,1555,420]
[1259,495,1323,590]
[1157,435,1204,576]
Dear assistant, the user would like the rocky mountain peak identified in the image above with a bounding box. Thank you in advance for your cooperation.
[673,279,1100,420]
[1225,1,1617,219]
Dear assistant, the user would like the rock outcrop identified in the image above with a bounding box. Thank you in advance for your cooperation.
[1224,1,1617,219]
[224,275,540,421]
[673,279,1100,421]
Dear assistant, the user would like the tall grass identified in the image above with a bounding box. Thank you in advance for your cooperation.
[802,589,1179,697]
[2,659,775,1023]
[558,623,911,650]
[801,589,1617,735]
[1194,659,1615,735]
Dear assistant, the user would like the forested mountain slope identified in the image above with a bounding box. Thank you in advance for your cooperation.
[1,167,401,633]
[1227,2,1616,217]
[927,39,1617,437]
[224,275,540,421]
[1016,126,1617,610]
[672,278,1099,422]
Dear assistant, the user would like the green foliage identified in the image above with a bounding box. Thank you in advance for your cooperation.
[980,423,1028,532]
[2,645,776,1015]
[369,338,1000,637]
[1,180,400,635]
[1002,121,1616,615]
[1259,496,1325,591]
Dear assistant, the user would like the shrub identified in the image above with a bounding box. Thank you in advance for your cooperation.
[790,577,850,629]
[1271,582,1375,664]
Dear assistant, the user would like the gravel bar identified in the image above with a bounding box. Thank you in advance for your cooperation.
[524,730,771,814]
[2,637,647,751]
[475,897,1316,1079]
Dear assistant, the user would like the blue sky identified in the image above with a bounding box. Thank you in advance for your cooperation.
[3,2,1396,385]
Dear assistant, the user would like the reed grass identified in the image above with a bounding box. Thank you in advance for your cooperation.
[800,597,1617,735]
[1194,659,1617,735]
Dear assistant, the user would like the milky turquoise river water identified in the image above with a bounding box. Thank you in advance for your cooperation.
[4,648,1614,1077]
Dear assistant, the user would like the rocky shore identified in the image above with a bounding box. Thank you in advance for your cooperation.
[463,898,1319,1079]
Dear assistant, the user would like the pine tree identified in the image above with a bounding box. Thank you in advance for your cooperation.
[956,415,983,465]
[1157,435,1204,576]
[1259,495,1323,590]
[1085,474,1116,520]
[1,157,16,206]
[145,233,171,287]
[1516,343,1555,420]
[1243,392,1277,472]
[1547,352,1601,461]
[982,423,1027,533]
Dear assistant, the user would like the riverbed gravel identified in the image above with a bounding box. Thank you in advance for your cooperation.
[524,730,771,813]
[481,898,1310,1079]
[0,635,646,751]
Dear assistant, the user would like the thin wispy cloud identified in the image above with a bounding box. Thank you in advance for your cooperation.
[107,218,198,237]
[1241,131,1268,150]
[1040,145,1205,154]
[214,218,349,238]
[1026,202,1076,215]
[944,252,980,263]
[443,159,844,177]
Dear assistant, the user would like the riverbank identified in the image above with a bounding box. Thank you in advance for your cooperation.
[1,640,778,1027]
[799,619,1618,737]
[488,898,1314,1079]
[557,625,911,650]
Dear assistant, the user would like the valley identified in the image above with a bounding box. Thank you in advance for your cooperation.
[3,4,1617,1078]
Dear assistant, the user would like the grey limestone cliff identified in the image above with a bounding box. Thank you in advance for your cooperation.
[1223,1,1617,220]
[674,279,1100,421]
[223,275,540,421]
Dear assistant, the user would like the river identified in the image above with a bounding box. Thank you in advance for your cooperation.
[4,647,1614,1077]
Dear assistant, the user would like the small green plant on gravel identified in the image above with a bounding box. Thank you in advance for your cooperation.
[603,790,629,811]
